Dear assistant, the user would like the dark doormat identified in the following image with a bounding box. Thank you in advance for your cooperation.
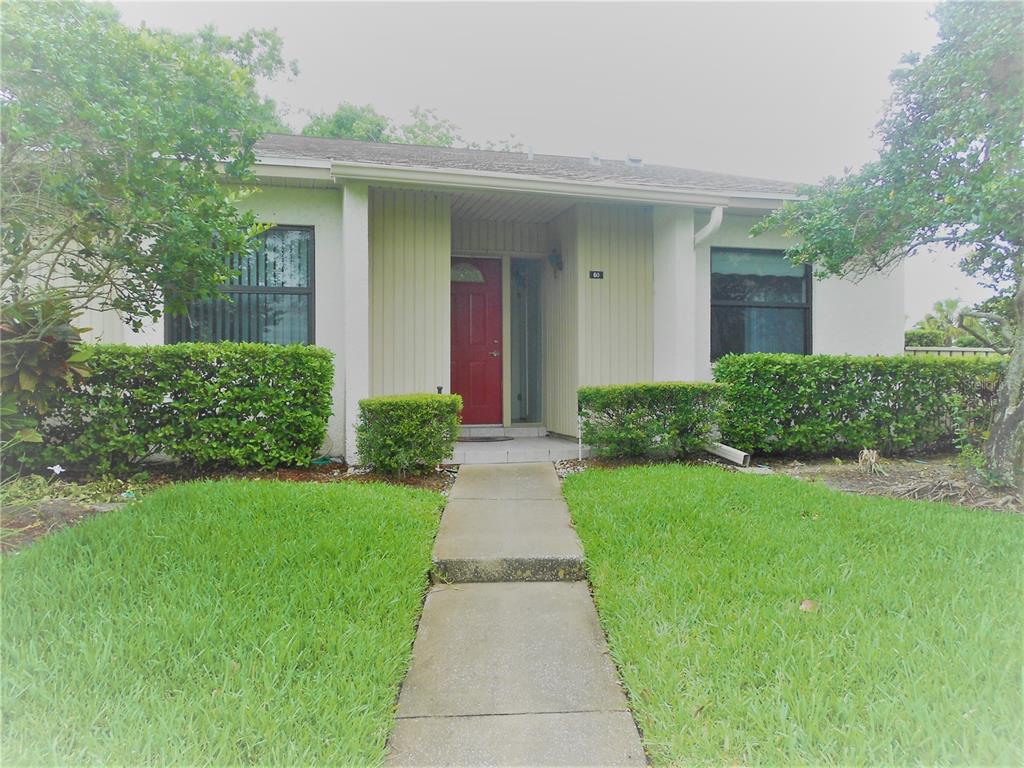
[457,436,515,443]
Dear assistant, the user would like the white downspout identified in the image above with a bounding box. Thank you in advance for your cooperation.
[693,205,724,247]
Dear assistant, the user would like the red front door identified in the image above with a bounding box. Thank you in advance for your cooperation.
[451,258,502,424]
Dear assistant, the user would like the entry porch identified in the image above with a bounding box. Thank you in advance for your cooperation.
[339,183,712,463]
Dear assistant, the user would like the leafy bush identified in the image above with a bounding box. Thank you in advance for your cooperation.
[29,343,334,474]
[904,328,946,347]
[578,382,725,458]
[356,394,462,475]
[714,353,1004,456]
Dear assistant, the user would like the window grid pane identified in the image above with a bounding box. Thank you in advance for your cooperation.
[168,226,313,345]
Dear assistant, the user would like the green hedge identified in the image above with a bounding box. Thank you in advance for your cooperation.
[34,343,334,474]
[713,353,1004,456]
[904,329,946,347]
[578,382,725,458]
[356,394,462,475]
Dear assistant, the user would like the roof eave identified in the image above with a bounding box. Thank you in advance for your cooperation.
[253,155,805,209]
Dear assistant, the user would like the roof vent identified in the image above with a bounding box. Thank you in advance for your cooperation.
[589,152,601,167]
[625,155,643,168]
[527,146,534,161]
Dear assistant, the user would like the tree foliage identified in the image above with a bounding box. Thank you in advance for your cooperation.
[301,102,392,142]
[300,102,523,150]
[754,1,1024,487]
[0,0,291,429]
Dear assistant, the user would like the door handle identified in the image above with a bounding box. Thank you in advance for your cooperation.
[489,350,500,357]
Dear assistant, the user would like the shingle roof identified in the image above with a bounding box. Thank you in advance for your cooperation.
[254,134,803,197]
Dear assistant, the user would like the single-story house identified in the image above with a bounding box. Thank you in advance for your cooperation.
[86,135,905,463]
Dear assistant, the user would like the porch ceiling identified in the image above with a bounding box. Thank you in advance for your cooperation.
[451,190,576,224]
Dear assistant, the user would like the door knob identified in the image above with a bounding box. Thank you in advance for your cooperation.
[489,350,500,357]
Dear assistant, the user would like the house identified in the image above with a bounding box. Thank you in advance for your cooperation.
[87,135,905,463]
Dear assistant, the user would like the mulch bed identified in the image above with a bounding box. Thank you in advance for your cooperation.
[557,453,1021,513]
[765,455,1021,512]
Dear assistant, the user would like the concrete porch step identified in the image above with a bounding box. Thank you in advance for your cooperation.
[459,424,548,438]
[449,436,589,465]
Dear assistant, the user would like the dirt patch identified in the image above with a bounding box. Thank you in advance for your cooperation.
[1,499,125,554]
[765,455,1021,512]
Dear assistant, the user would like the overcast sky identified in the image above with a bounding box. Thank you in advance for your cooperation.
[115,0,996,326]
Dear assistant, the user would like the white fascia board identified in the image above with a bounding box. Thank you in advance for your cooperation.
[254,158,335,183]
[328,160,736,207]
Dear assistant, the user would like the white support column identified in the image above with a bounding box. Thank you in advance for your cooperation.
[652,206,697,381]
[341,181,370,465]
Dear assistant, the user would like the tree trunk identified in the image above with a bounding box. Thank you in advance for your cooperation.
[984,284,1024,492]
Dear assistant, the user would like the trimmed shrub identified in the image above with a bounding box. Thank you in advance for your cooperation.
[33,343,334,474]
[713,353,1004,456]
[356,394,462,475]
[904,329,946,347]
[578,382,726,458]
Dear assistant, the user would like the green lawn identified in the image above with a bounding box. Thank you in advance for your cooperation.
[1,479,443,765]
[564,464,1023,766]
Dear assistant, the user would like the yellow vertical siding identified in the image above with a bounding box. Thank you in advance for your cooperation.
[576,203,654,386]
[451,219,550,255]
[541,208,579,436]
[369,187,452,396]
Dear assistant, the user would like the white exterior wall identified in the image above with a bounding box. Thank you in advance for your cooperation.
[241,186,347,455]
[652,206,697,380]
[693,210,905,380]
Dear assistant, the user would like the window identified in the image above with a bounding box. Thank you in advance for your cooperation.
[710,247,811,360]
[167,226,314,345]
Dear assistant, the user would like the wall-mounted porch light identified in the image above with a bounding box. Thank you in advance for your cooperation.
[548,246,563,277]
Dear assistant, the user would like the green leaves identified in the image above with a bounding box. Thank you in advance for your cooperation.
[356,395,462,474]
[24,342,335,475]
[1,0,285,326]
[577,382,726,458]
[713,353,1005,456]
[753,2,1023,300]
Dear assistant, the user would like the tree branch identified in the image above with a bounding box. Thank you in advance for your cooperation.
[957,309,1014,354]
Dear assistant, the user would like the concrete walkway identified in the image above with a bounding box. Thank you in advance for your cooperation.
[386,463,645,767]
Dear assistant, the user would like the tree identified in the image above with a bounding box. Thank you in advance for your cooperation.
[0,0,289,422]
[301,103,391,142]
[300,102,523,151]
[754,1,1023,488]
[396,106,463,147]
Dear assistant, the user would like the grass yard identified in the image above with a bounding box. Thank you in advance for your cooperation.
[564,464,1023,766]
[1,480,443,765]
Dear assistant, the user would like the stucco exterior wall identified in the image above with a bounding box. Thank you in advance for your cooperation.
[369,187,452,397]
[242,185,347,453]
[695,211,905,380]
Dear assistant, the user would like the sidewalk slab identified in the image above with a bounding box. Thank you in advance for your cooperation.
[448,462,563,500]
[433,499,585,583]
[386,711,646,767]
[394,582,628,718]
